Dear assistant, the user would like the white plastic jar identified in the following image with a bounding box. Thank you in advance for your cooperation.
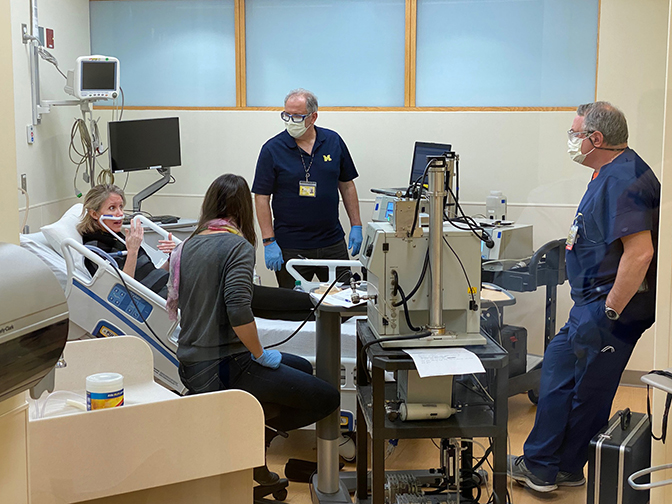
[486,190,507,221]
[86,372,124,411]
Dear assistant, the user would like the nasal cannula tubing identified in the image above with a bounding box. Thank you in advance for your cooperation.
[99,214,127,245]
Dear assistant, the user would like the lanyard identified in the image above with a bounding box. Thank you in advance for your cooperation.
[299,149,315,182]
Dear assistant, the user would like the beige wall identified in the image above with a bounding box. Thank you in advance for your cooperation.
[1,0,18,245]
[10,0,90,232]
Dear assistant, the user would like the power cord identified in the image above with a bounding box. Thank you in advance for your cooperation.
[265,269,353,349]
[442,235,478,311]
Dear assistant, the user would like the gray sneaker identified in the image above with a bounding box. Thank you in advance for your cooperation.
[556,470,586,487]
[507,455,558,493]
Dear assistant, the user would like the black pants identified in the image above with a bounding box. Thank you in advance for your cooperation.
[275,239,350,289]
[251,284,315,321]
[179,353,340,435]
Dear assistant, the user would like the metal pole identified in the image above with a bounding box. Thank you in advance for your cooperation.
[427,157,446,334]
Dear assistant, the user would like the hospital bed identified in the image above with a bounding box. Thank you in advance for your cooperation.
[20,205,360,417]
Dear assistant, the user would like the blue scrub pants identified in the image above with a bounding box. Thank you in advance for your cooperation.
[523,299,636,483]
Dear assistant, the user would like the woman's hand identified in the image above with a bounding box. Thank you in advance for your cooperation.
[124,219,144,253]
[157,232,176,254]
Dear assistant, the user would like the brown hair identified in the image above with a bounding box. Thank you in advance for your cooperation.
[76,184,126,235]
[192,174,256,247]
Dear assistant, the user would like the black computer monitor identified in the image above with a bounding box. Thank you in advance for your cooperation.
[108,117,181,173]
[408,141,453,184]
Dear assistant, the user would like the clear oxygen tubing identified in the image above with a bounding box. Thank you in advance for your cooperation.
[32,390,87,419]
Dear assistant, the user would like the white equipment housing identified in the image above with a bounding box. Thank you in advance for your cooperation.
[360,221,485,347]
[65,55,120,100]
[480,222,534,262]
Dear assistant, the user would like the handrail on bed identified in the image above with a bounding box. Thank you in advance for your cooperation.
[133,215,183,245]
[60,238,167,309]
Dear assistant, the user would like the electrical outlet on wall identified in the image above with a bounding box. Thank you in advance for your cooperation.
[21,174,27,192]
[26,125,34,144]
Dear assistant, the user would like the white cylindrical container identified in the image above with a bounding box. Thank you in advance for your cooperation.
[86,373,124,411]
[486,190,507,220]
[399,402,455,421]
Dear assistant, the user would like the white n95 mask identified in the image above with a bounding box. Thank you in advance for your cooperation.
[285,120,309,139]
[567,135,594,165]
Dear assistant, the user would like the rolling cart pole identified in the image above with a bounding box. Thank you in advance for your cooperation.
[484,239,567,402]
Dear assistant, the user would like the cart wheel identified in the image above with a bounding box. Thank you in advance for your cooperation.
[273,488,288,501]
[528,389,539,405]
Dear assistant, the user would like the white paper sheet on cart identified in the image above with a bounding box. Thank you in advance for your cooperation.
[310,289,366,308]
[403,348,485,378]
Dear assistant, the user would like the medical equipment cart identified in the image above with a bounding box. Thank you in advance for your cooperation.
[481,238,566,403]
[355,321,509,503]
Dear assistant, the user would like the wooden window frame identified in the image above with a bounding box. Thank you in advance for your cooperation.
[92,0,599,112]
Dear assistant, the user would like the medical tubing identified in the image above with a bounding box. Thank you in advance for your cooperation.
[408,161,432,238]
[397,284,422,332]
[392,249,429,307]
[265,269,352,350]
[36,391,86,419]
[99,214,126,245]
[444,187,493,247]
[442,235,477,309]
[84,245,176,356]
[359,332,431,375]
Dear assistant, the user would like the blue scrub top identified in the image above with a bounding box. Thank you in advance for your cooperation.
[566,148,659,327]
[252,126,358,249]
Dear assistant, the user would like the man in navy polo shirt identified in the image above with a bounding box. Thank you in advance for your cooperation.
[508,102,660,493]
[252,89,363,288]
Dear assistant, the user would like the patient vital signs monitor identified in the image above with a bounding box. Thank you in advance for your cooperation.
[65,55,120,101]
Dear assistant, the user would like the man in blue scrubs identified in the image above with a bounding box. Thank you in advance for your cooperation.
[509,102,660,492]
[252,89,363,288]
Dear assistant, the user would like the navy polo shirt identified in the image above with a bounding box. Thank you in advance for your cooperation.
[566,148,659,322]
[252,126,358,249]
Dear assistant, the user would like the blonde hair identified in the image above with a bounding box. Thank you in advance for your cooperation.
[77,184,126,235]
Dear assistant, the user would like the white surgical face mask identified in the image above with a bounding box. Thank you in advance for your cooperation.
[567,135,594,165]
[285,117,310,138]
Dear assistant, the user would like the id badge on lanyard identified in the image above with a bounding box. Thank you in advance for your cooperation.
[566,213,581,251]
[299,180,317,197]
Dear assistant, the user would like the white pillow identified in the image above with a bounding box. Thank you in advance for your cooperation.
[41,204,84,254]
[19,233,69,289]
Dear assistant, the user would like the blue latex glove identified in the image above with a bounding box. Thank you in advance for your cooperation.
[252,349,282,369]
[264,241,284,272]
[348,225,363,256]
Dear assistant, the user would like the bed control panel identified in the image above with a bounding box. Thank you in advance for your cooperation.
[108,284,153,322]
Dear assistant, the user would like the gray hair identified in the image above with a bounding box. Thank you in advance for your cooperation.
[577,101,628,146]
[285,88,319,114]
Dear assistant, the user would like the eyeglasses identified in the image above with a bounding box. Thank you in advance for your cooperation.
[567,129,593,140]
[281,111,312,123]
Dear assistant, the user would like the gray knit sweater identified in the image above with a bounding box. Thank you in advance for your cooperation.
[176,232,255,363]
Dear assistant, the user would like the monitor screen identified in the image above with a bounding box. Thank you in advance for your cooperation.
[409,141,453,184]
[108,118,181,173]
[81,61,117,91]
